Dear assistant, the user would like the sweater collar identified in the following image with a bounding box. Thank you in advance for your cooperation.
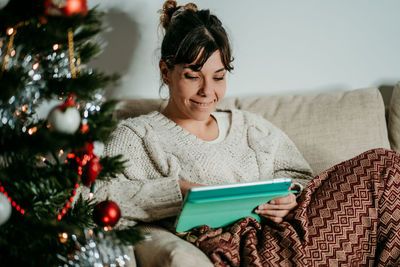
[147,109,241,145]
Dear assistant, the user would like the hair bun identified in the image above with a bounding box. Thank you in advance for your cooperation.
[159,1,198,31]
[183,3,197,12]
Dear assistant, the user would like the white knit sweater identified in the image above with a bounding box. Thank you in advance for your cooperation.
[88,109,313,226]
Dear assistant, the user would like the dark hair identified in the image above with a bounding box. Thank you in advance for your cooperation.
[159,0,234,72]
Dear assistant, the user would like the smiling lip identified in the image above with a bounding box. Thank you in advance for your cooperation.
[190,99,215,107]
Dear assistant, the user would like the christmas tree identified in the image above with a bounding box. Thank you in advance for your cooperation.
[0,0,142,265]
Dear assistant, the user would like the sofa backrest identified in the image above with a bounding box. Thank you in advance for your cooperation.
[389,82,400,152]
[114,87,392,175]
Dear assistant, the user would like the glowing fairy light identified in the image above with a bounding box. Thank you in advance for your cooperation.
[21,104,28,113]
[28,126,38,135]
[6,27,14,35]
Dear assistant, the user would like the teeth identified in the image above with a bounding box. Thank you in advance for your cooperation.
[191,100,213,106]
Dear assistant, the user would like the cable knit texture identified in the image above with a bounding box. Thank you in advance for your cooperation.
[87,109,313,226]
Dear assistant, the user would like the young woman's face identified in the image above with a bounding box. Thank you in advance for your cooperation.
[161,50,227,122]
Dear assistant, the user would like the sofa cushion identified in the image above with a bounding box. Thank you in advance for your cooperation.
[389,82,400,152]
[134,224,213,267]
[114,87,390,176]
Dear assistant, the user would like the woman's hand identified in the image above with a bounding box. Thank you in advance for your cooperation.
[179,180,203,197]
[255,193,297,223]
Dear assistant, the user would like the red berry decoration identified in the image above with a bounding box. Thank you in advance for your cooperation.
[82,156,101,186]
[93,200,121,227]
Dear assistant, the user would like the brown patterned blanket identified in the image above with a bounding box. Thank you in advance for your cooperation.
[183,148,400,266]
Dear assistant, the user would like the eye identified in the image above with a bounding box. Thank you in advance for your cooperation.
[184,73,199,80]
[214,76,225,81]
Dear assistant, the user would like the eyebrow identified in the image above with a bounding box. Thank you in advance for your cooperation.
[183,66,226,73]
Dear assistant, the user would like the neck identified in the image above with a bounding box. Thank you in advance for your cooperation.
[161,109,219,141]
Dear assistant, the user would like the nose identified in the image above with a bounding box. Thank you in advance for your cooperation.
[198,78,213,96]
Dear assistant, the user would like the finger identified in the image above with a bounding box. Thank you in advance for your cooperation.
[261,215,283,224]
[258,201,297,211]
[269,193,296,205]
[255,208,289,218]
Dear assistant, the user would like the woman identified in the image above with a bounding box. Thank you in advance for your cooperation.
[99,1,400,266]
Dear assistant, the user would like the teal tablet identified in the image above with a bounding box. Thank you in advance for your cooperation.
[175,178,295,232]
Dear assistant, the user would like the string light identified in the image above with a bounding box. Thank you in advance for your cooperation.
[28,126,38,135]
[57,147,96,221]
[58,232,68,243]
[6,27,14,35]
[53,44,60,51]
[0,181,25,215]
[21,104,28,113]
[2,22,28,73]
[32,62,39,70]
[56,183,79,221]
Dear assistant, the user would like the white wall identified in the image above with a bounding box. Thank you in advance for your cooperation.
[89,0,400,99]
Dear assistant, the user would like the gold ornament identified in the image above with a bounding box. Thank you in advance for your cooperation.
[67,28,77,78]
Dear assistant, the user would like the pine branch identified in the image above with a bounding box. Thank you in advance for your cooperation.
[98,155,127,181]
[44,71,119,100]
[0,2,142,265]
[63,194,96,229]
[86,100,120,142]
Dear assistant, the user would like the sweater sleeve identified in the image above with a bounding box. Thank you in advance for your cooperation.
[271,128,314,188]
[85,120,183,225]
[245,111,313,188]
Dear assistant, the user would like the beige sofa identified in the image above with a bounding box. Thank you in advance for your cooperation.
[115,82,400,267]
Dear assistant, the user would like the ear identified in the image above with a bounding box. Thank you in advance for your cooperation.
[159,60,170,85]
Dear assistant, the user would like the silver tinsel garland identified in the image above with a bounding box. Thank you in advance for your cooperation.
[57,229,135,267]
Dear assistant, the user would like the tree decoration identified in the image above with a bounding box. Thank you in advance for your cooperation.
[47,94,81,134]
[93,200,121,227]
[0,21,43,129]
[82,155,102,186]
[0,2,141,265]
[0,0,9,9]
[0,181,25,216]
[0,192,12,226]
[57,230,133,266]
[44,0,88,17]
[56,183,79,221]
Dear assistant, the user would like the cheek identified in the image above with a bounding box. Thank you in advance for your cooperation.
[216,82,227,99]
[171,81,196,100]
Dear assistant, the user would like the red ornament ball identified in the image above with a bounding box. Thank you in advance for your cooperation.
[93,200,121,227]
[82,156,101,186]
